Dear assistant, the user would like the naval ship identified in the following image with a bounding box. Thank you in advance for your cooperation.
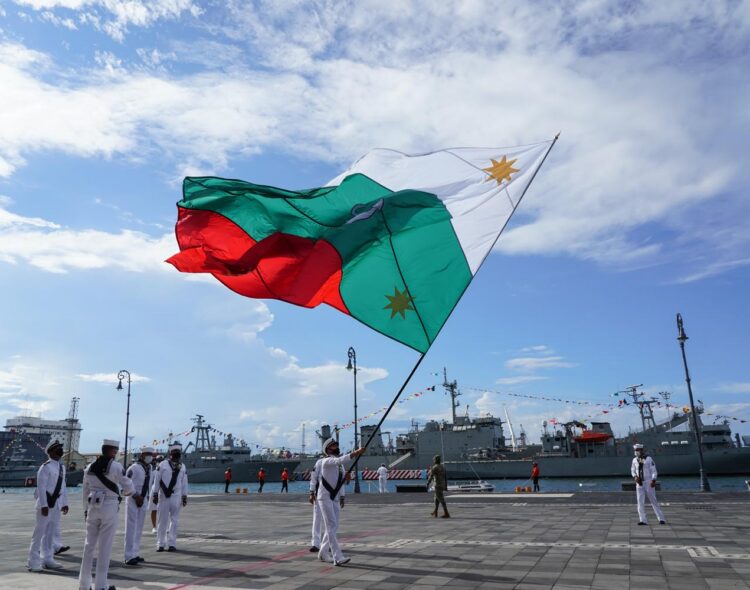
[0,430,84,488]
[296,373,750,479]
[180,415,299,483]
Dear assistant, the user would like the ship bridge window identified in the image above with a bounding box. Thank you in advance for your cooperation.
[670,441,679,445]
[661,441,669,446]
[680,440,689,445]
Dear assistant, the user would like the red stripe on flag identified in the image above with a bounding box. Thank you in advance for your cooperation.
[168,207,349,313]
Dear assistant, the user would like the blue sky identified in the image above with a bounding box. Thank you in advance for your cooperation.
[1,1,748,453]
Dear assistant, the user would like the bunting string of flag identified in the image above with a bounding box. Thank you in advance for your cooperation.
[337,385,437,430]
[0,429,49,457]
[465,386,616,408]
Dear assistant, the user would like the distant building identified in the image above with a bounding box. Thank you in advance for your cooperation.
[5,415,82,453]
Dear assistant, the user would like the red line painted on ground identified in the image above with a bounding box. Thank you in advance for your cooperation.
[167,528,388,589]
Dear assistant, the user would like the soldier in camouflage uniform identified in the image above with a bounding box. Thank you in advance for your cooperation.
[427,455,450,518]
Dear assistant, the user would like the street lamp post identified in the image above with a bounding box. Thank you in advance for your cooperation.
[116,370,132,468]
[346,347,361,493]
[676,314,711,492]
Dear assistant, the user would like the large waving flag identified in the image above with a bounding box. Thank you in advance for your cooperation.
[168,141,555,352]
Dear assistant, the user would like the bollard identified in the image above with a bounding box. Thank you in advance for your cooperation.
[515,486,521,493]
[525,486,532,493]
[243,488,248,494]
[235,488,240,494]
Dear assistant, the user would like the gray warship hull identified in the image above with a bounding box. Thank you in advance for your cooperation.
[0,466,84,488]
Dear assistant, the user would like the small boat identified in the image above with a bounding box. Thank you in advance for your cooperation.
[447,480,495,493]
[573,431,612,443]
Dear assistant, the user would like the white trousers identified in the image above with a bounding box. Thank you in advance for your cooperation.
[318,498,344,563]
[157,494,182,549]
[53,514,63,551]
[378,477,388,493]
[636,483,665,523]
[311,501,322,547]
[27,507,59,568]
[124,496,148,560]
[78,499,119,590]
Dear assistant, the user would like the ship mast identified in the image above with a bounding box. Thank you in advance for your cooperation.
[192,414,213,451]
[443,367,461,424]
[622,385,658,432]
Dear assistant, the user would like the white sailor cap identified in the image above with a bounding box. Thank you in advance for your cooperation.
[140,446,155,454]
[103,439,120,448]
[168,442,183,452]
[322,437,337,452]
[45,439,63,453]
[633,443,644,450]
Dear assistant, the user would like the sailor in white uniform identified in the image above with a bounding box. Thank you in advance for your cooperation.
[377,463,389,493]
[312,438,364,566]
[154,442,188,552]
[27,439,69,572]
[309,452,348,552]
[631,443,666,525]
[124,446,155,565]
[78,439,134,590]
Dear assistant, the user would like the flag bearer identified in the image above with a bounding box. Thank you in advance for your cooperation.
[377,463,389,493]
[27,439,68,572]
[631,443,666,525]
[154,442,188,552]
[124,447,155,565]
[312,438,364,566]
[78,439,134,590]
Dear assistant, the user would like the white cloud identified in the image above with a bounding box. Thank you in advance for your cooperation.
[716,382,750,395]
[15,0,202,41]
[0,1,748,280]
[505,356,577,372]
[77,372,151,384]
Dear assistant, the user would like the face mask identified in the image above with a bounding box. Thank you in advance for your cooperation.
[144,456,153,464]
[171,453,181,462]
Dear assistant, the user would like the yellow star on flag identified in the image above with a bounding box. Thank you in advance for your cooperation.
[483,155,519,186]
[384,286,415,319]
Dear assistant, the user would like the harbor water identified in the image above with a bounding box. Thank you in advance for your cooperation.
[3,475,747,495]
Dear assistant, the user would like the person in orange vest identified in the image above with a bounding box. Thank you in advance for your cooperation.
[280,468,289,493]
[531,463,540,492]
[224,468,232,494]
[257,468,265,493]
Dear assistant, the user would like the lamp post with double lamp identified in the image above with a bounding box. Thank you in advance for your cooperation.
[676,314,711,492]
[346,347,361,494]
[116,370,131,468]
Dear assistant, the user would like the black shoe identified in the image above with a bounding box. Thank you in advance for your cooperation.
[124,558,140,566]
[167,546,177,552]
[637,522,647,526]
[136,556,145,562]
[659,520,666,525]
[157,547,165,552]
[309,546,319,552]
[54,546,70,555]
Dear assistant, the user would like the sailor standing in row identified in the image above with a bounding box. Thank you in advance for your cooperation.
[27,439,68,572]
[124,447,155,565]
[377,463,389,493]
[631,443,666,525]
[312,439,364,566]
[153,442,188,552]
[79,439,134,590]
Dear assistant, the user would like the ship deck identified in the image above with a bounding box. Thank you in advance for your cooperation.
[2,490,749,589]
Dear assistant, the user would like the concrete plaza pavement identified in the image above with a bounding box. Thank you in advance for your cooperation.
[1,490,749,590]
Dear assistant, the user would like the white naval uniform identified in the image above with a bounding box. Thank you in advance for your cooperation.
[27,459,67,569]
[154,460,188,549]
[124,461,153,561]
[315,453,353,563]
[79,458,134,590]
[376,466,389,493]
[631,454,666,524]
[309,462,323,548]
